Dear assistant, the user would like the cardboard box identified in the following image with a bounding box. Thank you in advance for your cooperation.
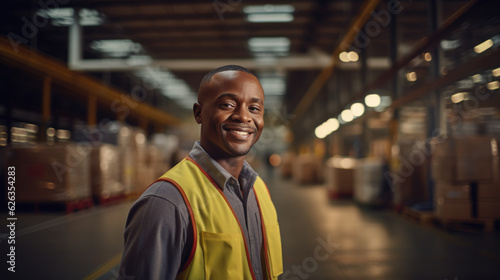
[434,198,472,220]
[477,199,500,219]
[293,154,320,184]
[324,157,355,197]
[434,181,470,203]
[10,143,91,202]
[431,157,497,182]
[91,144,123,199]
[432,136,497,158]
[478,182,500,199]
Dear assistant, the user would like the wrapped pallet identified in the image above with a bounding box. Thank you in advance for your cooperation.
[354,158,389,206]
[324,156,356,199]
[90,144,123,202]
[9,143,91,202]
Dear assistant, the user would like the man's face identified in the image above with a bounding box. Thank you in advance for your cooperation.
[194,70,265,159]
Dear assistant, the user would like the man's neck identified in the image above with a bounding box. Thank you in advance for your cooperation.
[215,156,244,179]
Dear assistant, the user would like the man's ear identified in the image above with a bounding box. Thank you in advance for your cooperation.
[193,102,202,124]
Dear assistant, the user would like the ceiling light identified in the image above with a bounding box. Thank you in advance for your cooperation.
[91,39,142,58]
[244,4,295,13]
[474,39,493,54]
[492,67,500,77]
[350,103,365,117]
[340,109,354,122]
[451,92,467,103]
[440,39,460,50]
[326,118,340,132]
[247,13,293,23]
[406,71,417,82]
[315,124,329,139]
[347,51,359,62]
[37,8,104,26]
[248,37,290,55]
[365,94,381,107]
[244,5,294,23]
[339,51,349,62]
[423,52,432,61]
[472,74,483,83]
[487,81,499,90]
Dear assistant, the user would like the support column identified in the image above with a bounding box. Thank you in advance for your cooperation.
[88,95,97,126]
[40,76,52,141]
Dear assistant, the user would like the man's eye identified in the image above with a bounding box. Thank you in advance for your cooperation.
[249,106,261,112]
[221,103,234,108]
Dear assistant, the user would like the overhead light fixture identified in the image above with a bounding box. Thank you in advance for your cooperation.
[350,103,365,117]
[244,4,295,23]
[339,51,349,62]
[423,52,432,61]
[91,39,142,58]
[248,37,290,55]
[440,39,460,50]
[472,74,483,83]
[406,71,417,82]
[347,51,359,62]
[492,67,500,77]
[487,81,499,90]
[451,92,468,103]
[37,8,104,26]
[474,39,493,54]
[339,51,358,62]
[247,14,293,23]
[314,118,340,139]
[365,94,381,107]
[260,77,286,96]
[340,109,354,122]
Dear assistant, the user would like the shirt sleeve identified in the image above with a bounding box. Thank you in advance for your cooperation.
[118,181,193,280]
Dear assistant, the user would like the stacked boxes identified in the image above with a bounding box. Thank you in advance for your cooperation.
[324,156,355,199]
[90,144,123,201]
[280,152,294,179]
[431,136,499,220]
[393,140,430,208]
[293,154,321,184]
[9,143,91,202]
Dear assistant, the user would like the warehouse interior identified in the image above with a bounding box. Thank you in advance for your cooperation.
[1,0,500,279]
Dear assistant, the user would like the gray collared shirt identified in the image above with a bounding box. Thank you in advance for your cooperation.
[119,142,264,279]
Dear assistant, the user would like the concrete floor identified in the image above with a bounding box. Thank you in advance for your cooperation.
[2,169,500,279]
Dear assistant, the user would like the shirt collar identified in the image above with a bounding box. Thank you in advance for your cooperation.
[187,141,258,191]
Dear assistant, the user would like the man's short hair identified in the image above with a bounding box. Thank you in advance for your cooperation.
[199,65,255,90]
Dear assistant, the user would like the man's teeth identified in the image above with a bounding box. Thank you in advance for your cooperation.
[231,130,249,135]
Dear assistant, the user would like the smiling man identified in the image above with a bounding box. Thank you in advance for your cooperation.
[119,65,283,280]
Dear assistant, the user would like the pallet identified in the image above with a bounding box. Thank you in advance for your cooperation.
[17,198,94,214]
[436,218,495,233]
[96,194,125,206]
[402,206,435,225]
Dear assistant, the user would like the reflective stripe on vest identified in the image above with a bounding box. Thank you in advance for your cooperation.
[157,157,283,280]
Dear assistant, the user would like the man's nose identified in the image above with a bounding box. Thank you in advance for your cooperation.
[231,106,252,123]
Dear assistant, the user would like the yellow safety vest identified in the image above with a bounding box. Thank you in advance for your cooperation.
[156,157,283,280]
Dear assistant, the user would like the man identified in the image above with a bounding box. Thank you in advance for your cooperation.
[119,65,283,280]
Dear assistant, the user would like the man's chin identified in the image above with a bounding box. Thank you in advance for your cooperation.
[224,142,253,157]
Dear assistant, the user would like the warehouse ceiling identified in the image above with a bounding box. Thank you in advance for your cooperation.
[0,0,495,130]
